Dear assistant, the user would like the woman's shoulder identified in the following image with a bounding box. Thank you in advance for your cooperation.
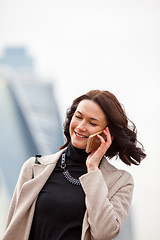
[34,148,66,165]
[22,148,66,167]
[17,157,35,181]
[101,157,134,184]
[21,156,35,170]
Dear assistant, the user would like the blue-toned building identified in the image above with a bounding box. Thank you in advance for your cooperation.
[0,47,34,73]
[0,75,64,196]
[0,48,64,237]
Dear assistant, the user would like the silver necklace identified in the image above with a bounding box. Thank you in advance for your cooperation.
[61,153,81,186]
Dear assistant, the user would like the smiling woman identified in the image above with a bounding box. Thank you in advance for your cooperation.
[3,90,146,240]
[61,90,146,166]
[69,99,108,150]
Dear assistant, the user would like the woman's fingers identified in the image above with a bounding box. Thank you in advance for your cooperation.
[97,127,112,149]
[86,127,113,172]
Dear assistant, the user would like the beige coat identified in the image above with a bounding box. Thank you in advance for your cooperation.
[3,149,134,240]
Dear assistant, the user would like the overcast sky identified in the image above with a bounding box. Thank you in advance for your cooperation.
[0,0,160,239]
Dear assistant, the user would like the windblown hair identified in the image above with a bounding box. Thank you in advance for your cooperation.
[60,90,146,166]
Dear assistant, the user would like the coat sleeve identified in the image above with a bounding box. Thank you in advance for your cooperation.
[5,157,34,229]
[79,169,134,240]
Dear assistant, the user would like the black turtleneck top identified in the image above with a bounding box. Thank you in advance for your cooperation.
[29,143,89,240]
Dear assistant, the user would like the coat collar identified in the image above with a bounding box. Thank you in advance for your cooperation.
[32,148,66,178]
[37,148,66,165]
[33,150,118,179]
[36,150,116,171]
[100,156,117,172]
[100,156,122,192]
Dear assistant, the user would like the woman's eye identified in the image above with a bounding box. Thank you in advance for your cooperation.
[90,122,97,126]
[75,115,82,119]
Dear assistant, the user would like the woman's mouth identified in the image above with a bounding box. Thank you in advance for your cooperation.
[74,131,88,139]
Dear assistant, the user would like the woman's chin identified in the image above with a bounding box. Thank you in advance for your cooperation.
[71,140,86,150]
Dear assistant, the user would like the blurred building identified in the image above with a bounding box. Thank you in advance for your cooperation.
[0,47,34,73]
[0,47,64,237]
[0,76,64,196]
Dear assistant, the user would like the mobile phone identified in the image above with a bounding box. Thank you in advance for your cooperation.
[85,130,107,153]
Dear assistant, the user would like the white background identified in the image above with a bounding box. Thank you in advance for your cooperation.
[0,0,160,239]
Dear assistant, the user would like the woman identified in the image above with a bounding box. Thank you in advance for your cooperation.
[3,90,146,240]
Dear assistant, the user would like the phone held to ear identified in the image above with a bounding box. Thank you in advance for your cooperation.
[85,130,107,153]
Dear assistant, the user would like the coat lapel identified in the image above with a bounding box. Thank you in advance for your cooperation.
[32,149,65,177]
[82,157,122,240]
[100,157,122,197]
[14,150,65,220]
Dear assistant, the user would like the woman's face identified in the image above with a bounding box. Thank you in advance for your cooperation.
[69,99,108,149]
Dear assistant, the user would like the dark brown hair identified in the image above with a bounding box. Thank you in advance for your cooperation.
[60,90,146,165]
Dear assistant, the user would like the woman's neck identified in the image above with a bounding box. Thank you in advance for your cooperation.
[66,142,89,163]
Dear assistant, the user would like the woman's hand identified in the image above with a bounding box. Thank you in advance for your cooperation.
[86,127,112,172]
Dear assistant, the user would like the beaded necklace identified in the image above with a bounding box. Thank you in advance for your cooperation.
[61,153,81,186]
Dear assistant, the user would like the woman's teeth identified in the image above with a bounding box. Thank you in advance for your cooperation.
[76,132,87,138]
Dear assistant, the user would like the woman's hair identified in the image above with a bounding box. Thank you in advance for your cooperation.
[60,90,146,166]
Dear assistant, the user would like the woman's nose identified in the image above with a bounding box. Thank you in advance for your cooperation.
[77,121,87,131]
